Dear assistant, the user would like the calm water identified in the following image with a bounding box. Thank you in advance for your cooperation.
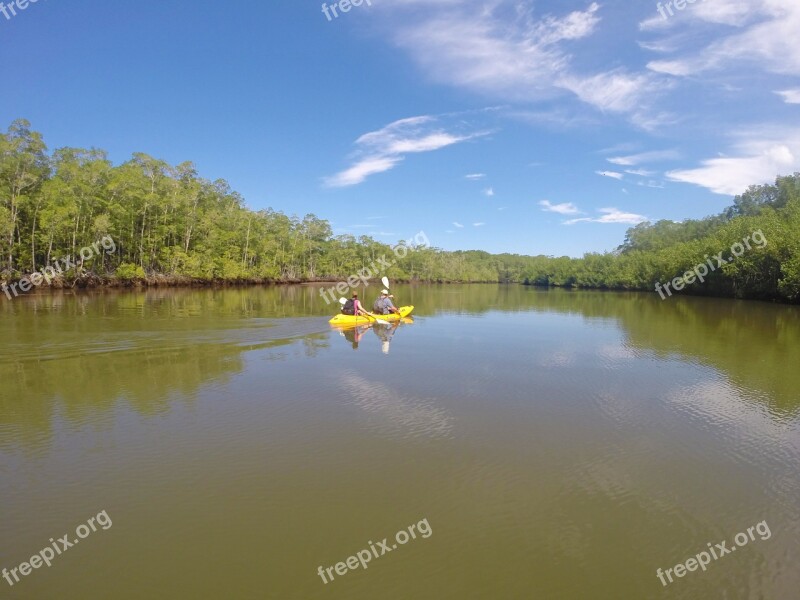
[1,285,798,599]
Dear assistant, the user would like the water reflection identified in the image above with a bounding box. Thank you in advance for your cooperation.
[332,319,413,354]
[1,285,798,444]
[339,373,454,440]
[336,324,370,350]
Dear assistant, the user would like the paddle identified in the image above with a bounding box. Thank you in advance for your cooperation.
[366,313,390,326]
[339,297,389,326]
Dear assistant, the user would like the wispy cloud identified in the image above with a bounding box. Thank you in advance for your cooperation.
[776,89,800,104]
[564,207,648,225]
[539,200,581,215]
[607,150,680,166]
[374,1,662,124]
[326,156,403,188]
[624,168,656,177]
[452,221,464,228]
[643,1,800,78]
[558,70,656,113]
[325,115,485,187]
[596,170,624,180]
[465,173,486,180]
[484,187,495,197]
[473,222,485,227]
[666,129,800,195]
[637,180,666,189]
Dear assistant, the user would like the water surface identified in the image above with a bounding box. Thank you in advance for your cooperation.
[1,285,798,599]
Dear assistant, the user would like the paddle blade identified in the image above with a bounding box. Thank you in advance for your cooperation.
[381,276,390,289]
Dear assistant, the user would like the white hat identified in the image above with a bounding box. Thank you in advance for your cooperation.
[381,289,389,294]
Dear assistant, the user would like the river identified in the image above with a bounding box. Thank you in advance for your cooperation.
[1,284,798,599]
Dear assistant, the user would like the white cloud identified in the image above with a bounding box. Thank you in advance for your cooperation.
[325,115,485,187]
[564,207,648,225]
[624,168,657,177]
[484,187,495,197]
[326,156,403,188]
[667,131,800,195]
[535,2,602,44]
[465,173,486,179]
[637,180,666,189]
[644,1,800,78]
[453,221,464,228]
[640,0,753,31]
[375,1,662,121]
[775,89,800,104]
[607,150,680,166]
[596,170,624,180]
[539,200,581,215]
[473,222,486,227]
[558,70,656,113]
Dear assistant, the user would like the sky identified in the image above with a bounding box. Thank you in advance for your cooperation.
[1,0,798,257]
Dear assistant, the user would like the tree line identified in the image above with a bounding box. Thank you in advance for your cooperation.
[1,119,798,302]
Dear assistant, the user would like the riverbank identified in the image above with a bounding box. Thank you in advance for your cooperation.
[3,271,797,305]
[0,271,499,297]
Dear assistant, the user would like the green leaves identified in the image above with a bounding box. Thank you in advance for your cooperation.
[0,119,798,303]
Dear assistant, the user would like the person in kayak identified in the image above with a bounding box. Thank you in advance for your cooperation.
[373,289,400,315]
[341,293,371,317]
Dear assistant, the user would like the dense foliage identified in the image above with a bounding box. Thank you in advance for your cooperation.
[1,120,798,301]
[518,177,800,302]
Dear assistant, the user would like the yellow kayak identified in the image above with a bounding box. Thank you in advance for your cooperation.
[329,305,414,326]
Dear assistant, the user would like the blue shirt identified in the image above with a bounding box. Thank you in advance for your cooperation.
[373,297,395,312]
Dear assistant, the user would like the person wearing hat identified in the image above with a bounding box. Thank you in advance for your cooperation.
[340,292,371,317]
[373,289,400,315]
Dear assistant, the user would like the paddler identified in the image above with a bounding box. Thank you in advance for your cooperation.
[352,293,372,317]
[373,289,400,315]
[340,293,371,317]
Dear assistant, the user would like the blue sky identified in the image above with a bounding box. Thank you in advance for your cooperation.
[1,0,798,256]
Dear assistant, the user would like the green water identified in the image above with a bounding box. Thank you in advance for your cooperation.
[1,285,798,599]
